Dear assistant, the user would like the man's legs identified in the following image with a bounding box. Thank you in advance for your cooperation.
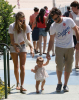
[56,70,62,84]
[56,69,62,92]
[64,71,70,86]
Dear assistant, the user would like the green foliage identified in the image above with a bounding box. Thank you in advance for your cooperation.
[0,0,16,45]
[0,77,15,100]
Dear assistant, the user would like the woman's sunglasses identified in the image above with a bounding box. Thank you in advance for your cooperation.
[19,19,25,22]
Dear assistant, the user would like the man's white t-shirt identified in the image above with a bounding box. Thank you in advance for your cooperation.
[8,22,31,44]
[50,17,76,48]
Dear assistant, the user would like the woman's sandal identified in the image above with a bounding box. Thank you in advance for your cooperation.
[16,83,20,90]
[20,86,27,93]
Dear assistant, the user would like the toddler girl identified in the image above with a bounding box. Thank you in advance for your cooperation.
[31,57,50,93]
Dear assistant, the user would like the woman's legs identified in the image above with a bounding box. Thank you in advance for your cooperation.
[39,35,42,55]
[36,41,39,52]
[10,53,20,89]
[43,36,47,53]
[33,41,36,53]
[19,52,27,91]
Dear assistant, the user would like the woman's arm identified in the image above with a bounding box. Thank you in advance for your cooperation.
[10,34,15,45]
[10,34,20,52]
[45,14,49,26]
[27,33,34,57]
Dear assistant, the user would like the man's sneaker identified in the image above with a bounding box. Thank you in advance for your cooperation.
[63,85,69,92]
[56,84,62,92]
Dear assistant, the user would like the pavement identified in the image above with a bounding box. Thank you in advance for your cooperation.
[0,42,79,100]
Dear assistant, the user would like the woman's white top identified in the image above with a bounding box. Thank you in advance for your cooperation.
[70,11,79,35]
[8,22,31,44]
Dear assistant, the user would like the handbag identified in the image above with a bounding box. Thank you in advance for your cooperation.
[32,22,39,41]
[45,19,53,32]
[45,14,54,32]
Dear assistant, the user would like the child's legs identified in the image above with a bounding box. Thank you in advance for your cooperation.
[41,80,45,90]
[36,80,40,91]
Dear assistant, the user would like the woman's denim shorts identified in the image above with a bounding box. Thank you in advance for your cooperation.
[39,28,47,36]
[10,44,27,53]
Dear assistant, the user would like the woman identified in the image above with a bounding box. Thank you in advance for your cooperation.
[69,1,79,69]
[8,12,34,93]
[34,8,47,55]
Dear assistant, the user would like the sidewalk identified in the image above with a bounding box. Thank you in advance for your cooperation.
[0,48,79,100]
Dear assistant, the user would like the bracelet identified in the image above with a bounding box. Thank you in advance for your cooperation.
[77,41,79,43]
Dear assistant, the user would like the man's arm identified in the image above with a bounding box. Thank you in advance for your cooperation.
[73,25,79,50]
[46,34,55,59]
[73,25,79,41]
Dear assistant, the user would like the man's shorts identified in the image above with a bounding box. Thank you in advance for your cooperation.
[39,28,47,37]
[10,44,27,53]
[55,47,74,72]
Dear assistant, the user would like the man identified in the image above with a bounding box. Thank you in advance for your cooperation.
[46,7,79,92]
[63,6,71,17]
[29,7,39,53]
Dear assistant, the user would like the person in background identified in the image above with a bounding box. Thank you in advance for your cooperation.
[17,0,20,9]
[46,7,79,92]
[33,8,47,55]
[29,7,39,54]
[8,12,34,93]
[69,1,79,69]
[63,6,71,17]
[31,57,50,93]
[44,6,49,17]
[46,13,55,56]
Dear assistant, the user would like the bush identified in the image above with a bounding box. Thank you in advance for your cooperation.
[0,0,16,45]
[0,77,15,100]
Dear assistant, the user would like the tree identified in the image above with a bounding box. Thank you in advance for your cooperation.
[0,0,16,45]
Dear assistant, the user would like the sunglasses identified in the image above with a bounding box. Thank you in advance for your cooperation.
[19,19,25,22]
[53,16,59,21]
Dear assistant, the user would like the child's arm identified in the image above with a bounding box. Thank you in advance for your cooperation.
[43,58,50,66]
[31,65,38,73]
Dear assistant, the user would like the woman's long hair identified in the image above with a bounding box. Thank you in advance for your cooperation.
[14,12,26,33]
[36,8,45,23]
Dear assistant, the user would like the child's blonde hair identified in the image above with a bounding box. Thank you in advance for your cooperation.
[36,57,44,63]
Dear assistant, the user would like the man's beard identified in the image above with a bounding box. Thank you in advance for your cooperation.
[56,18,61,23]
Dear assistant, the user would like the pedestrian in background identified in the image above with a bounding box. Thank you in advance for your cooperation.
[29,7,39,53]
[44,6,49,17]
[63,6,71,17]
[33,8,47,55]
[69,0,79,69]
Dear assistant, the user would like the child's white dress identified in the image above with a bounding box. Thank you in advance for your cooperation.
[35,66,49,81]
